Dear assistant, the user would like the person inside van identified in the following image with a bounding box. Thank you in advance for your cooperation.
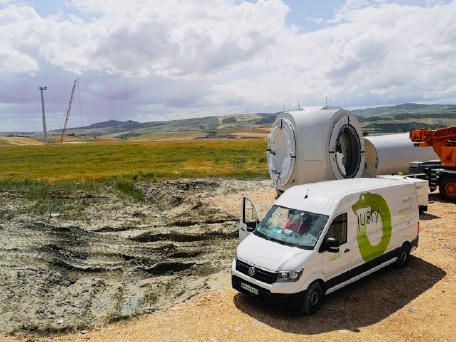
[256,205,328,248]
[284,209,307,235]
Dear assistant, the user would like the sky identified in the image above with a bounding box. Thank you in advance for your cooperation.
[0,0,455,132]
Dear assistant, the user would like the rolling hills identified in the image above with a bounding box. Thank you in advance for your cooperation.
[1,103,455,144]
[353,103,456,134]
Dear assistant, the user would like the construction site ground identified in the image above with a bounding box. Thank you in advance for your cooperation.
[0,179,455,342]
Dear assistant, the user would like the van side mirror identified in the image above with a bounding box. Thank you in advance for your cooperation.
[325,238,340,253]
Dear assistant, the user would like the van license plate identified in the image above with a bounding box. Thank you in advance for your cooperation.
[241,282,259,295]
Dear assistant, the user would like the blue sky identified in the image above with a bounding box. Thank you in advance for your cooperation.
[1,0,456,132]
[284,0,342,30]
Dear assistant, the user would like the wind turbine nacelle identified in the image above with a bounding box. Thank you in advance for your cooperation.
[267,106,365,191]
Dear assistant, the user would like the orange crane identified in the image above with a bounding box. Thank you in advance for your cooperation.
[60,79,78,143]
[409,126,456,202]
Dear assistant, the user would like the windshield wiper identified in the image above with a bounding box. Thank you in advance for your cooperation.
[268,236,296,247]
[256,231,309,249]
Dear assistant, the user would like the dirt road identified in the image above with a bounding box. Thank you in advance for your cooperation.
[1,182,455,341]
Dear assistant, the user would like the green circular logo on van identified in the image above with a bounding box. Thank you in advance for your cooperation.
[352,192,391,263]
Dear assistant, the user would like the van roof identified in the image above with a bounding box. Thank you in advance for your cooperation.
[275,178,414,215]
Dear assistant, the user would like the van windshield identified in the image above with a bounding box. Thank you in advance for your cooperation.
[254,205,328,250]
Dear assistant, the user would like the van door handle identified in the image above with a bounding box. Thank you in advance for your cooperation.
[344,248,350,253]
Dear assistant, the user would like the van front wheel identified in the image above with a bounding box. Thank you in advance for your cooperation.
[301,282,323,315]
[396,244,411,268]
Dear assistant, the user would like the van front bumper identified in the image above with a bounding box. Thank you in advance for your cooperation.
[232,275,306,309]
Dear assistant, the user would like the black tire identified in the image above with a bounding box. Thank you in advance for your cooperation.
[301,281,323,315]
[396,244,411,268]
[439,177,456,203]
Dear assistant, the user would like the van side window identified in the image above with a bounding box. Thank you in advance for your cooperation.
[326,213,347,245]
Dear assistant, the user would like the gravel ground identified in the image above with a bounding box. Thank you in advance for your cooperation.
[1,183,455,341]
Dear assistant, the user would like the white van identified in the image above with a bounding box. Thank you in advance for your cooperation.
[232,178,419,314]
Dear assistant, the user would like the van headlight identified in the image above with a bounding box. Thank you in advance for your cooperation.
[277,269,303,282]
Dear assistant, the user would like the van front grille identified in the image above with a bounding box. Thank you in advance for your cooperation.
[235,259,277,284]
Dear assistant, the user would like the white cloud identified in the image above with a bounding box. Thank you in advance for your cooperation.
[1,0,456,131]
[0,45,38,73]
[212,1,456,108]
[29,0,290,79]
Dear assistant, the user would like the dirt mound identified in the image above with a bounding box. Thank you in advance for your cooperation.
[0,179,269,335]
[140,179,220,210]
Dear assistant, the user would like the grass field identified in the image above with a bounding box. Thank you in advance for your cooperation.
[0,139,269,215]
[0,140,269,182]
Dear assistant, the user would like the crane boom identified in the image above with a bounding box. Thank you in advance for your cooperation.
[60,79,79,143]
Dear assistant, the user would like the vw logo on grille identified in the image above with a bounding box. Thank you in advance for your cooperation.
[248,266,256,277]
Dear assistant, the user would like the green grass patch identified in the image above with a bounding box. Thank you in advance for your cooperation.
[0,140,269,182]
[0,178,147,217]
[111,180,144,201]
[0,179,103,215]
[0,140,269,217]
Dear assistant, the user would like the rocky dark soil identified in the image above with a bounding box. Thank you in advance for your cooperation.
[0,179,271,335]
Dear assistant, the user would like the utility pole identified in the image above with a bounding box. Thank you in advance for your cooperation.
[39,86,48,144]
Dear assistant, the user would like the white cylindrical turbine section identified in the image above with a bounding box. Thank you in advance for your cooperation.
[362,133,439,177]
[268,107,365,191]
[268,118,296,188]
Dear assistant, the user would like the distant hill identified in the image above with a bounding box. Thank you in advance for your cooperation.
[42,113,277,140]
[1,103,455,142]
[60,104,454,139]
[353,103,456,117]
[353,103,456,133]
[0,131,34,135]
[82,120,141,129]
